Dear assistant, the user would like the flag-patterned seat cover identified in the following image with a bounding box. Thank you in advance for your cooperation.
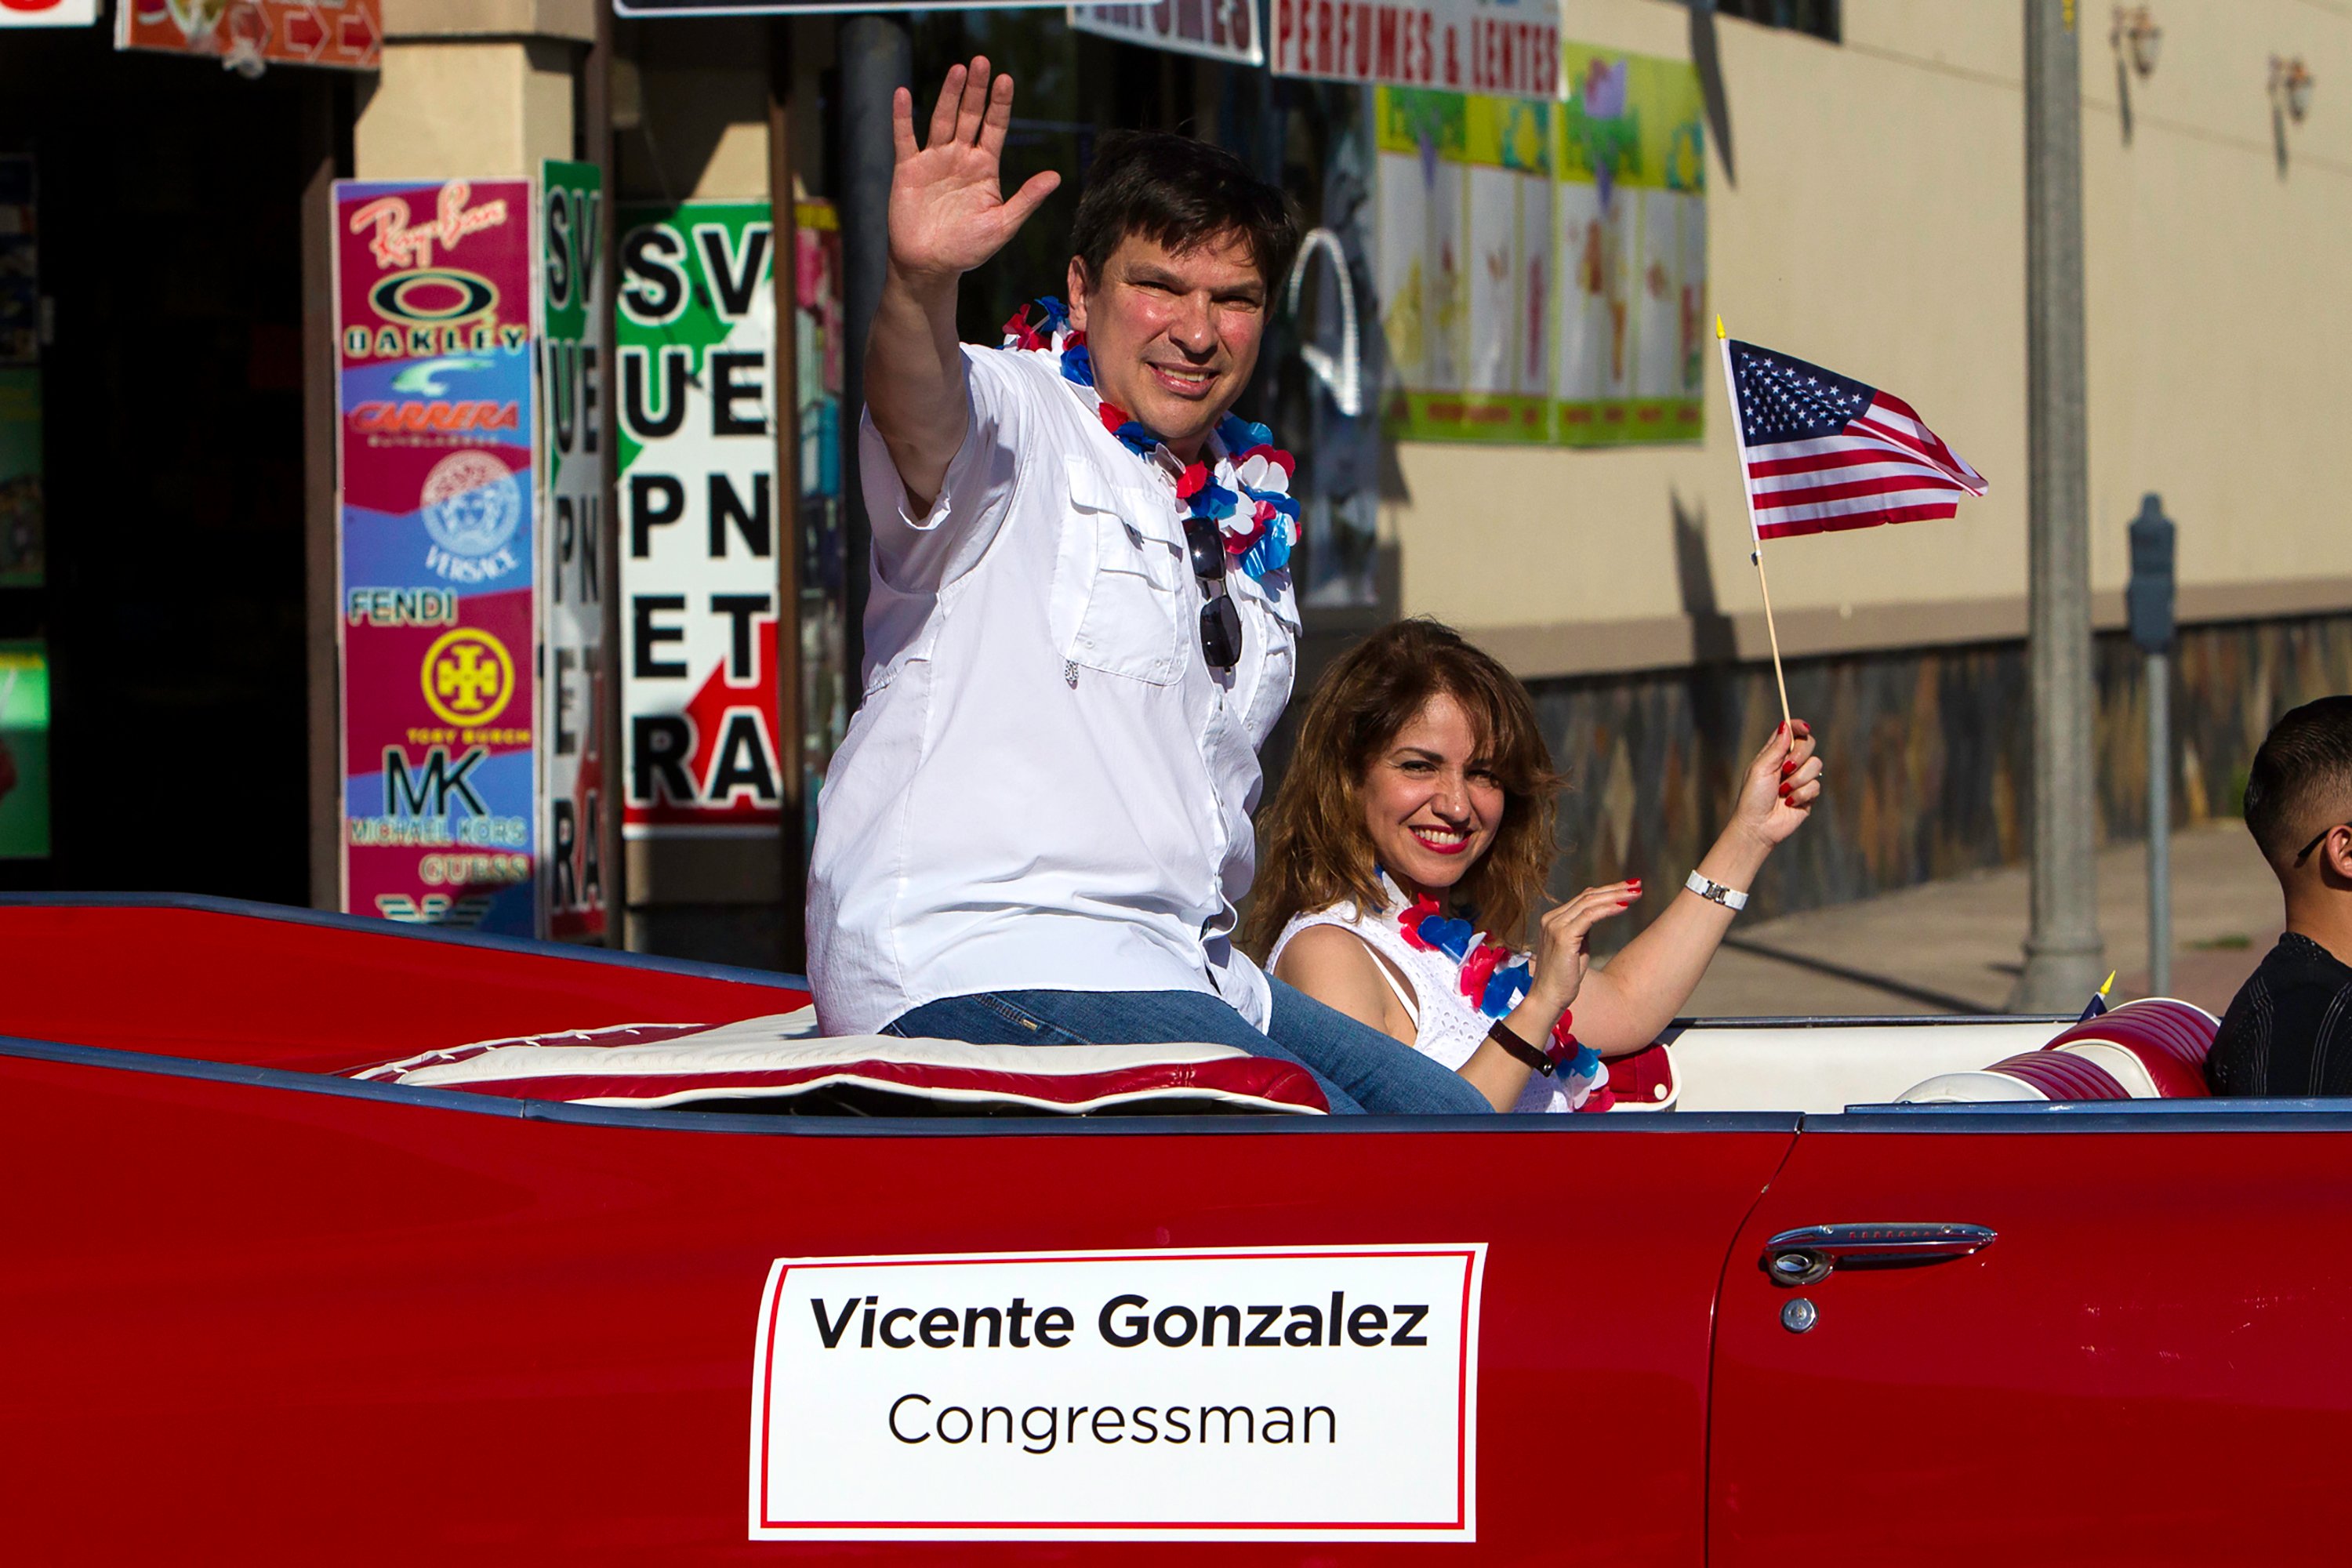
[346,1010,1331,1116]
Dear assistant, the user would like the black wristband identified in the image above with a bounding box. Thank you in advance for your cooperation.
[1486,1018,1555,1076]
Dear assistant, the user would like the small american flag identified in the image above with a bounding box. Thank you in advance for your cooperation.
[1724,339,1987,542]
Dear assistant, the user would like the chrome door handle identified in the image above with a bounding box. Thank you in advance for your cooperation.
[1762,1223,1996,1287]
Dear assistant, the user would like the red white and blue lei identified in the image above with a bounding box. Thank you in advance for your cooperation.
[1002,297,1300,583]
[1392,883,1607,1094]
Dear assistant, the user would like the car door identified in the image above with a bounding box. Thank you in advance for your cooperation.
[0,1036,1796,1566]
[1708,1102,2352,1566]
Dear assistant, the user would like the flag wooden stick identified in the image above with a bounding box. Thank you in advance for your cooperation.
[1750,543,1794,729]
[1716,316,1793,731]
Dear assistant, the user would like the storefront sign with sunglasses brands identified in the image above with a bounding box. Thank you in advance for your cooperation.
[332,176,540,935]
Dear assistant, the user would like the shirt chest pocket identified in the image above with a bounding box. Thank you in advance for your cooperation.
[1063,460,1187,686]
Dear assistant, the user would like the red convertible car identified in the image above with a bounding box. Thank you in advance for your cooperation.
[3,894,2347,1564]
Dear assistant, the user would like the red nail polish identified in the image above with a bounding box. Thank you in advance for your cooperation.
[1779,784,1791,798]
[1781,761,1796,775]
[1776,720,1786,735]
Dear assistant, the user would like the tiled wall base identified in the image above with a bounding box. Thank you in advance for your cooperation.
[1525,612,2352,951]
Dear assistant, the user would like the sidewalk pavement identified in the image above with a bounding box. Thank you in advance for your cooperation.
[1671,821,2279,1019]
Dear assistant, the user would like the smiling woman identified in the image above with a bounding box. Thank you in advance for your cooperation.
[1247,618,1825,1112]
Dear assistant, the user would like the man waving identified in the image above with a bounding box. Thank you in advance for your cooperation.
[808,60,1487,1115]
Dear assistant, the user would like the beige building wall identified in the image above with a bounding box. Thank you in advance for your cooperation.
[1396,0,2352,679]
[355,2,597,180]
[613,16,779,201]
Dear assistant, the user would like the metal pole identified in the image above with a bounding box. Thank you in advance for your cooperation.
[299,73,343,913]
[837,15,910,687]
[2012,0,2104,1011]
[2147,649,2170,994]
[768,24,808,973]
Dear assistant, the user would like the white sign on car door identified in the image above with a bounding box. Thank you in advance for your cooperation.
[750,1243,1486,1542]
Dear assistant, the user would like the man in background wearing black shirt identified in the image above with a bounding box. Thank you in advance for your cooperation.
[2209,696,2352,1097]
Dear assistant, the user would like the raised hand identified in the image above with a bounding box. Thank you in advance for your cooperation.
[889,58,1062,282]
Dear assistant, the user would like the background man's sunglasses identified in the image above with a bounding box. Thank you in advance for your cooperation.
[2294,822,2352,866]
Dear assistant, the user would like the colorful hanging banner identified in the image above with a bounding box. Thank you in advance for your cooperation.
[616,200,786,851]
[333,177,539,933]
[1554,43,1708,445]
[1374,89,1552,443]
[539,159,611,942]
[1374,41,1706,447]
[116,0,381,71]
[1272,0,1557,99]
[1069,0,1263,66]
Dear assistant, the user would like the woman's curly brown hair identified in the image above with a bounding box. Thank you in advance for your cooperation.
[1243,619,1563,959]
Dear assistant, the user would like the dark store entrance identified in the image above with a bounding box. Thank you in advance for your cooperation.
[0,28,335,902]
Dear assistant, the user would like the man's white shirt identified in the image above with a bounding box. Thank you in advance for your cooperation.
[808,345,1301,1036]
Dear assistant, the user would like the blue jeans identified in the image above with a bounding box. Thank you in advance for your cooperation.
[884,979,1494,1117]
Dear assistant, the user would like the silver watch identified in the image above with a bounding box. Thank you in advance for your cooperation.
[1685,870,1749,912]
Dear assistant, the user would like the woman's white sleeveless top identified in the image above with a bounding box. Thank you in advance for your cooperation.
[1269,880,1598,1113]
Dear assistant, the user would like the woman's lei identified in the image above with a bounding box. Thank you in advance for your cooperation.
[1001,297,1300,583]
[1392,881,1606,1090]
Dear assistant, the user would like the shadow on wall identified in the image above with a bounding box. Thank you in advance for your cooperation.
[1671,490,1737,665]
[1530,611,2352,956]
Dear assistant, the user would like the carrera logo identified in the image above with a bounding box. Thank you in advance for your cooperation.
[347,400,521,434]
[348,180,511,270]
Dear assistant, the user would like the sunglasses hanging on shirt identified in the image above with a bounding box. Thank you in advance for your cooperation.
[1185,516,1244,671]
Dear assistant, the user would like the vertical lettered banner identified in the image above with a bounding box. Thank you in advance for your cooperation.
[540,160,610,941]
[333,178,539,934]
[615,201,785,856]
